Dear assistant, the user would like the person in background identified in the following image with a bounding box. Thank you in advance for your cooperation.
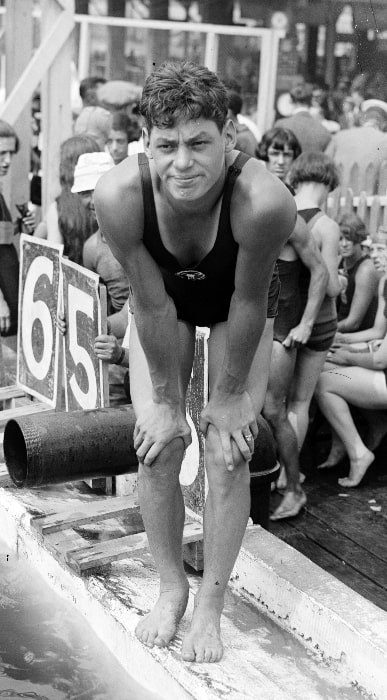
[34,135,100,265]
[106,112,142,165]
[325,100,387,195]
[336,213,379,333]
[71,151,129,317]
[79,76,107,109]
[275,84,331,153]
[258,127,329,519]
[73,106,113,151]
[94,59,295,663]
[286,151,341,456]
[316,228,387,487]
[0,120,35,336]
[227,90,258,157]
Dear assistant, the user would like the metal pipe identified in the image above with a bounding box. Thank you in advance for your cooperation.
[3,406,138,488]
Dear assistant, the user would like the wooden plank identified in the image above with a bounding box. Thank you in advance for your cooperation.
[32,494,139,535]
[0,9,74,125]
[67,520,203,575]
[282,514,387,591]
[0,401,53,429]
[0,386,28,403]
[369,196,382,237]
[274,530,387,612]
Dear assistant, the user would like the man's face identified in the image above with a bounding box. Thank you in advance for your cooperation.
[107,129,129,165]
[144,118,235,202]
[0,137,16,176]
[266,145,294,182]
[370,242,387,273]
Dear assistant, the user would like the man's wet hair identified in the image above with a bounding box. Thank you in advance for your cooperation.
[139,60,228,133]
[288,151,339,192]
[338,212,367,244]
[257,127,302,162]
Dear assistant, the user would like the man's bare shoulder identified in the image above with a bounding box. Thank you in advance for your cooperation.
[94,154,142,211]
[232,158,296,245]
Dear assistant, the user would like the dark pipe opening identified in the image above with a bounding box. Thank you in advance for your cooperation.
[4,420,28,487]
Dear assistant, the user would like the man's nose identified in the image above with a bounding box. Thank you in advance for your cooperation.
[277,152,285,164]
[174,146,192,169]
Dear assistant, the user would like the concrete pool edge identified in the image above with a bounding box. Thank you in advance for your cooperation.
[231,527,387,700]
[0,482,385,699]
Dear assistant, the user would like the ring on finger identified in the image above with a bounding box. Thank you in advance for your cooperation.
[244,432,254,442]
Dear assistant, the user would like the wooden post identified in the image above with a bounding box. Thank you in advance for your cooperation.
[40,0,74,212]
[4,0,34,214]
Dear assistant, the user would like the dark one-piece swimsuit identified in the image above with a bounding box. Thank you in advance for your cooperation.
[137,151,280,328]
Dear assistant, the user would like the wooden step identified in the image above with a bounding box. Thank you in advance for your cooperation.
[66,519,203,575]
[32,494,140,535]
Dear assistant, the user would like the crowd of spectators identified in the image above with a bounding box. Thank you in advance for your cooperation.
[1,66,387,523]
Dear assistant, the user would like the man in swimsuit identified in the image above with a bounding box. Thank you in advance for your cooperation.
[94,61,296,663]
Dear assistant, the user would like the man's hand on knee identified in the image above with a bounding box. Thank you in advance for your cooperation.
[200,391,258,470]
[134,401,191,466]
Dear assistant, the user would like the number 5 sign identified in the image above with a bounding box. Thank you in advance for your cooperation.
[61,258,107,411]
[17,235,63,406]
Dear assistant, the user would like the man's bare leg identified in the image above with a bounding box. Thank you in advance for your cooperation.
[129,318,195,648]
[182,431,251,663]
[182,320,273,663]
[135,439,189,647]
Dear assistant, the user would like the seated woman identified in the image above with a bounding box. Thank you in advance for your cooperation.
[315,228,387,487]
[336,213,378,333]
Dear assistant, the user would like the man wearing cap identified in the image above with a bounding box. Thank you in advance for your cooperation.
[325,100,387,195]
[274,83,332,153]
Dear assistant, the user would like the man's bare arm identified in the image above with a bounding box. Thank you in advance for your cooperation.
[94,163,191,463]
[201,170,296,466]
[282,215,328,347]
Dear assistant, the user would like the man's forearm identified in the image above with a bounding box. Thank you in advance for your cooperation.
[213,296,267,396]
[134,299,181,404]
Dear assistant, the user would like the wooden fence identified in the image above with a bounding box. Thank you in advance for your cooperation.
[326,188,387,237]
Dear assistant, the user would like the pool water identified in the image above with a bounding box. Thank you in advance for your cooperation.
[0,541,160,700]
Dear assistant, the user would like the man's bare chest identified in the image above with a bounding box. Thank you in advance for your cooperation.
[155,201,222,268]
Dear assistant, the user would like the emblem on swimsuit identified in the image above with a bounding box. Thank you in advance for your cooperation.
[175,270,206,281]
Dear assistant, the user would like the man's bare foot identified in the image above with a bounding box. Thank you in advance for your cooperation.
[135,583,189,649]
[270,489,307,520]
[182,598,223,663]
[338,450,375,488]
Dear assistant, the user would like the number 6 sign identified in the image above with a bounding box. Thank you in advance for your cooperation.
[17,235,63,405]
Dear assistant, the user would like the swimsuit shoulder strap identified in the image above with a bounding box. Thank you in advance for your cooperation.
[217,151,251,235]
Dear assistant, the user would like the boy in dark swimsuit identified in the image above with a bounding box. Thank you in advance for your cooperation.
[94,60,296,663]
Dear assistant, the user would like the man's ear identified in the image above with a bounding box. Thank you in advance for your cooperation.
[224,118,237,152]
[143,127,153,158]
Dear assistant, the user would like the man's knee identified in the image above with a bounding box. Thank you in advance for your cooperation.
[205,432,250,494]
[139,437,185,483]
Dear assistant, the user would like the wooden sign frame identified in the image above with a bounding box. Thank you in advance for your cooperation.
[60,258,108,411]
[17,234,63,407]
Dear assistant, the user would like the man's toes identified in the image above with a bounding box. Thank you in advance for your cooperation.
[182,649,195,662]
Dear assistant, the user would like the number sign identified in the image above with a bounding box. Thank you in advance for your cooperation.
[17,235,63,406]
[61,258,107,410]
